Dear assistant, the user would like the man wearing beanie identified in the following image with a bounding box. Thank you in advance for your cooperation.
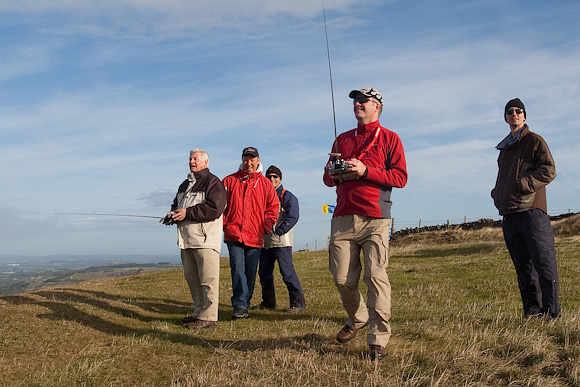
[323,87,408,361]
[222,147,279,320]
[257,165,305,312]
[492,98,560,320]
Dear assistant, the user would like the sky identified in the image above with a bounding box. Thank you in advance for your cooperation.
[1,0,579,257]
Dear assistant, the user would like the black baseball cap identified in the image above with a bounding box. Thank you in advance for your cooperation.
[242,147,259,158]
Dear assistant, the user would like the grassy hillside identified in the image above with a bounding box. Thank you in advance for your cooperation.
[1,219,579,386]
[0,263,182,296]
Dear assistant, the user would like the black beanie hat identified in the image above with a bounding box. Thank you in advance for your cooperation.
[266,165,282,180]
[504,98,526,121]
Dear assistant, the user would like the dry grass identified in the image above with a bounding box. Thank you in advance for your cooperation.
[1,224,579,386]
[552,213,580,237]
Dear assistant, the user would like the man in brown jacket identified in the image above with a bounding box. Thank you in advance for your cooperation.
[491,98,560,320]
[168,148,227,329]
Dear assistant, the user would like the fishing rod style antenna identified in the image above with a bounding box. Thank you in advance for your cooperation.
[322,0,340,158]
[56,212,162,219]
[56,212,176,225]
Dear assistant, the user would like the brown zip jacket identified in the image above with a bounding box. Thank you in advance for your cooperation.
[171,168,227,252]
[491,125,556,215]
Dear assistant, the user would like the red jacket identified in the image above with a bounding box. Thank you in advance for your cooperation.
[323,120,407,218]
[222,167,279,248]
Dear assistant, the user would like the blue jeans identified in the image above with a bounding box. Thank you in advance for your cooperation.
[226,241,261,309]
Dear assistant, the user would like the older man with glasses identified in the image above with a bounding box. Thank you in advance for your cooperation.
[323,87,408,361]
[492,98,560,321]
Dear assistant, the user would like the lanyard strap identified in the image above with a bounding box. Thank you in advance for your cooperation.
[356,126,381,160]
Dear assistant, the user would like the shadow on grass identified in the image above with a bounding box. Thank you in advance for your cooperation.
[72,288,190,314]
[2,290,198,344]
[215,304,344,323]
[203,332,372,360]
[2,289,350,357]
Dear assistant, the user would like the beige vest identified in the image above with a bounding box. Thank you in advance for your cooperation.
[177,189,223,252]
[262,198,294,249]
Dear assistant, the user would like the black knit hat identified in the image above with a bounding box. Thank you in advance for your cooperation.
[266,165,282,180]
[504,98,526,121]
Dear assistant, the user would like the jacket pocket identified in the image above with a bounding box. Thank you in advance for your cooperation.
[517,191,536,211]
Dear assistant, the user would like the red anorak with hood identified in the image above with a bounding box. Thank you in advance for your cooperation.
[222,164,279,248]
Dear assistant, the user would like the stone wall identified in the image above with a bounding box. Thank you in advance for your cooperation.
[391,212,578,241]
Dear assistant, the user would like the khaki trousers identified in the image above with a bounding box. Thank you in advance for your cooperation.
[329,215,391,347]
[181,248,220,322]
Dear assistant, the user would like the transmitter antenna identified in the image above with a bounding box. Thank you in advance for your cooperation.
[56,212,162,219]
[56,212,176,225]
[322,0,341,159]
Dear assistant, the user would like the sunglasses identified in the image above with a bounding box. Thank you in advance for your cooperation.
[267,174,279,179]
[506,108,524,115]
[353,97,377,105]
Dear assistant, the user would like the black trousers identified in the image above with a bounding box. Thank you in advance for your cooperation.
[502,209,560,318]
[258,246,305,309]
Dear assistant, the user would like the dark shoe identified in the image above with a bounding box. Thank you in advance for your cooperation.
[251,303,275,311]
[184,320,216,329]
[369,345,386,361]
[336,323,366,343]
[232,307,250,320]
[525,312,561,321]
[290,293,306,308]
[182,316,197,324]
[285,306,306,314]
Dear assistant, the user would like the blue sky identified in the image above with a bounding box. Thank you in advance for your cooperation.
[1,0,579,256]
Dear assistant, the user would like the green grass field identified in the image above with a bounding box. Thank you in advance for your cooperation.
[1,227,579,386]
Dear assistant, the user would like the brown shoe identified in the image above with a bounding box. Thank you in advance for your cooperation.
[184,320,216,329]
[182,316,197,324]
[369,345,386,361]
[336,323,366,343]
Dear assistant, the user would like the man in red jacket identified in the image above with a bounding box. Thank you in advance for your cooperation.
[222,147,279,319]
[323,87,407,361]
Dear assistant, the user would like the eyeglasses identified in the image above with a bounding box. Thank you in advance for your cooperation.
[506,108,524,115]
[267,175,279,179]
[353,97,377,105]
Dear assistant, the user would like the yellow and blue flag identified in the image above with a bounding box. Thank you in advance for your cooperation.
[322,204,335,214]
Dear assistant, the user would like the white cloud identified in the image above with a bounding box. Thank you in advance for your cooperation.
[1,0,376,40]
[0,42,54,82]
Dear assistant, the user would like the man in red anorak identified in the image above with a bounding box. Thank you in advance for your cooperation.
[323,87,407,361]
[222,147,279,320]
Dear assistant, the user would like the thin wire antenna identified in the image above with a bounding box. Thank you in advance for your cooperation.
[322,0,340,157]
[56,212,163,220]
